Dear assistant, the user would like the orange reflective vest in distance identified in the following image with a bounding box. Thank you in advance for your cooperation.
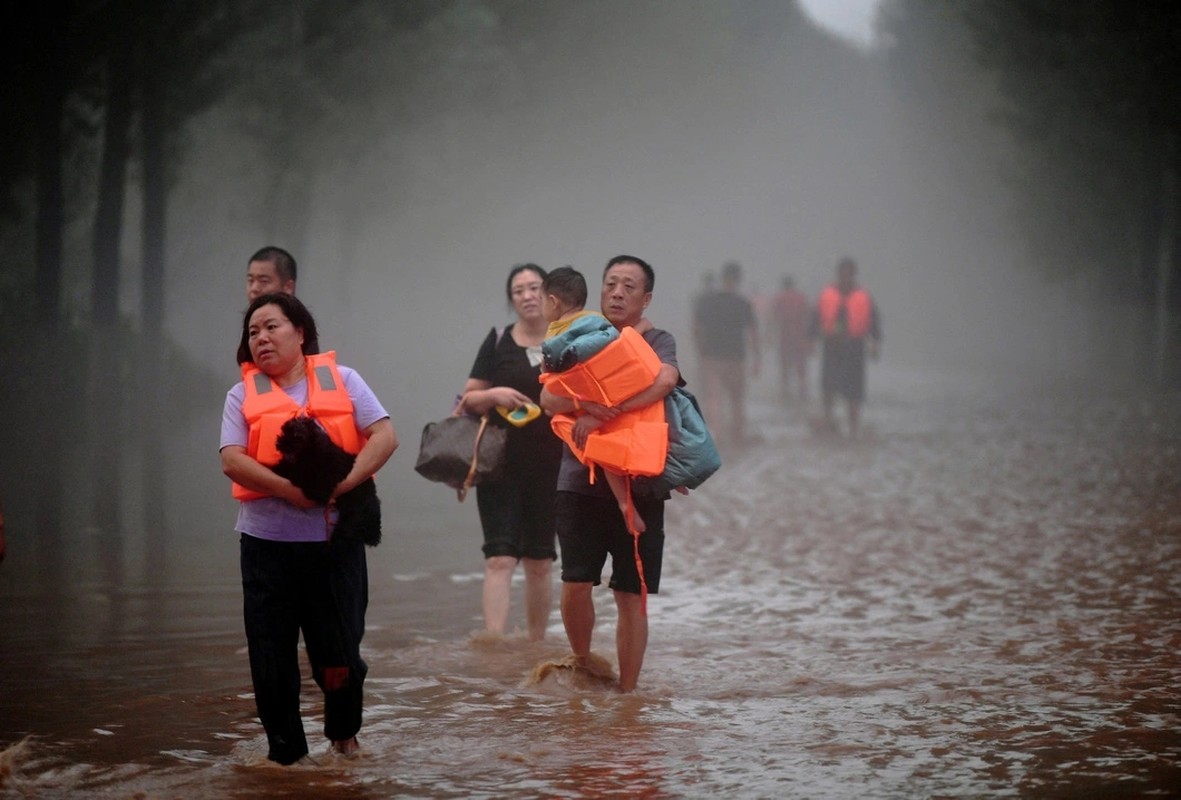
[818,286,873,338]
[231,351,363,501]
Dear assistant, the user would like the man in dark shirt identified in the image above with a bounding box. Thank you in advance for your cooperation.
[693,260,760,445]
[245,246,318,354]
[540,254,680,693]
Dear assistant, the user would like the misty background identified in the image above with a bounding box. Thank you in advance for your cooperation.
[2,1,1178,582]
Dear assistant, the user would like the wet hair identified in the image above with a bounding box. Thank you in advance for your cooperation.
[542,266,587,309]
[236,291,319,365]
[248,246,298,284]
[505,262,547,305]
[604,254,655,293]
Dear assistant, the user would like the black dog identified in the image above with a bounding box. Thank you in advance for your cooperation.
[271,417,382,547]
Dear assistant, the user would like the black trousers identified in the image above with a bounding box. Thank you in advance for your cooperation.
[240,534,368,764]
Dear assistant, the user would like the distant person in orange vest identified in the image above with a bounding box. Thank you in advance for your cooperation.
[245,246,318,353]
[770,274,813,403]
[693,260,760,445]
[811,257,881,437]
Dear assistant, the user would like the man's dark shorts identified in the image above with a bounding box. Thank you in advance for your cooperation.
[555,490,665,594]
[821,337,867,402]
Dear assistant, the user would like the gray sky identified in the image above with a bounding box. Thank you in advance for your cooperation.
[797,0,881,48]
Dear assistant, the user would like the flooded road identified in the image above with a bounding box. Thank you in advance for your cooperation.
[2,365,1179,797]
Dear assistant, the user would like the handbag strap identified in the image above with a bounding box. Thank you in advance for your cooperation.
[452,327,505,499]
[457,413,491,502]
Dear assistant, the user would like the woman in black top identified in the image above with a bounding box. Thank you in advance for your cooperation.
[459,264,563,640]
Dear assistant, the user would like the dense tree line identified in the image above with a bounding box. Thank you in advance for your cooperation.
[1,0,581,572]
[881,0,1181,381]
[0,0,480,565]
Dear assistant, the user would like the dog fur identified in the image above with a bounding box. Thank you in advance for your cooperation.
[271,416,382,547]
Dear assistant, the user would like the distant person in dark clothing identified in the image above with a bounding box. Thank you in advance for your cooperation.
[693,260,760,444]
[247,246,299,302]
[811,257,881,437]
[770,274,812,403]
[246,246,319,354]
[690,270,715,368]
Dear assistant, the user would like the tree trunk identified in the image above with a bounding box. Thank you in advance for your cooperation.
[140,34,168,578]
[262,3,312,257]
[263,164,313,260]
[93,44,134,326]
[1154,134,1177,386]
[91,42,135,541]
[33,3,68,553]
[34,17,66,327]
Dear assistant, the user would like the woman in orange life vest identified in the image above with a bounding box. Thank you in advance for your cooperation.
[812,257,882,437]
[219,292,397,765]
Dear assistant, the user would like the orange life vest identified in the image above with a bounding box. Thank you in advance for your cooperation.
[539,326,662,407]
[818,286,873,338]
[542,325,668,479]
[550,400,668,480]
[231,351,364,501]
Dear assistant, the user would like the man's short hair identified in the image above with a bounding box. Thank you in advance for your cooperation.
[248,246,298,284]
[722,260,742,283]
[604,254,655,293]
[542,266,588,309]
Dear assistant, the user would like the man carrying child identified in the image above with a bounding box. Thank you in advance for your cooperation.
[539,256,681,693]
[539,266,648,532]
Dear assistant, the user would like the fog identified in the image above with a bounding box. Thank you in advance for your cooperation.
[6,7,1181,793]
[96,2,1117,531]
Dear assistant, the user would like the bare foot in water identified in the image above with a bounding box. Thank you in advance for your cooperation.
[332,737,359,757]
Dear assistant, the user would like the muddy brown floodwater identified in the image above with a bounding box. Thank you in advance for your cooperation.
[2,365,1179,798]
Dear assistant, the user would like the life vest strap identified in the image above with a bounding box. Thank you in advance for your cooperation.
[625,475,648,617]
